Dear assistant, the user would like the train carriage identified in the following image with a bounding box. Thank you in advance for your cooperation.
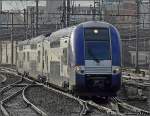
[17,21,122,97]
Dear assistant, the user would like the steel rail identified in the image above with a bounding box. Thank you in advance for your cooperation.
[0,74,44,116]
[0,77,23,94]
[0,66,126,116]
[3,67,150,116]
[22,84,48,116]
[0,88,25,116]
[0,74,7,83]
[112,97,150,116]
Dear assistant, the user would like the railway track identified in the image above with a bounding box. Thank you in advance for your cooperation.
[0,73,21,91]
[0,67,122,116]
[1,67,150,116]
[109,97,150,116]
[24,84,129,116]
[0,67,107,116]
[0,74,7,84]
[0,77,45,116]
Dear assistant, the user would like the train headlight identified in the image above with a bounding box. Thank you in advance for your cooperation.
[112,66,121,74]
[75,66,85,75]
[94,29,99,34]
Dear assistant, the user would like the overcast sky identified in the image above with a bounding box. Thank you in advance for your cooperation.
[2,1,93,10]
[2,1,46,10]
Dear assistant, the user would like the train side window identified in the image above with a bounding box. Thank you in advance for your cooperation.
[16,52,18,61]
[6,55,8,63]
[23,52,26,61]
[19,46,23,51]
[62,48,67,65]
[44,50,48,70]
[133,55,135,65]
[50,40,60,48]
[30,44,37,49]
[27,52,30,61]
[19,61,22,68]
[45,50,48,65]
[43,60,44,69]
[38,51,40,63]
[45,50,47,61]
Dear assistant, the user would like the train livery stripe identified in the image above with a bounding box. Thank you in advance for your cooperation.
[110,26,122,89]
[74,25,85,65]
[110,26,121,66]
[74,25,86,88]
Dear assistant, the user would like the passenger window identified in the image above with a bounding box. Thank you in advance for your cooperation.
[27,52,30,61]
[50,40,60,48]
[45,50,48,66]
[23,52,25,61]
[38,51,40,63]
[30,44,37,49]
[16,52,18,60]
[43,60,44,69]
[45,50,47,61]
[19,46,23,51]
[19,61,22,68]
[6,55,8,63]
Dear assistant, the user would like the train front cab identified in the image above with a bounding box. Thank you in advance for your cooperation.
[73,22,121,97]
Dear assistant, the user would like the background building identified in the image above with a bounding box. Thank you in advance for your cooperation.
[140,0,150,29]
[46,0,63,24]
[0,1,2,11]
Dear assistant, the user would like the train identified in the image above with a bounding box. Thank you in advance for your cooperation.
[17,21,122,97]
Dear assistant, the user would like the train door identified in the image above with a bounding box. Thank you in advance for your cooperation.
[49,39,61,86]
[37,42,42,77]
[60,37,69,88]
[29,44,37,78]
[17,45,23,73]
[43,40,49,79]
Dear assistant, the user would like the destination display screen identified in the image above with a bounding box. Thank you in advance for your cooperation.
[84,28,110,41]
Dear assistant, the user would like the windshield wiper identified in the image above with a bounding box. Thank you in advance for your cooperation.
[87,48,100,63]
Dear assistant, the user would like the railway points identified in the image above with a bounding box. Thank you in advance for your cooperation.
[0,76,42,116]
[0,67,111,116]
[0,72,21,91]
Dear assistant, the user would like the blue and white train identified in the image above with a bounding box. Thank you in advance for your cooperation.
[17,21,122,97]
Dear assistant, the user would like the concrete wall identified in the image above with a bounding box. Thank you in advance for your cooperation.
[1,41,17,65]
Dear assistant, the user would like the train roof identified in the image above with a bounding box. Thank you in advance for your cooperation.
[18,33,51,46]
[78,21,112,28]
[18,39,30,46]
[47,26,75,41]
[29,35,45,44]
[47,21,114,42]
[18,21,117,46]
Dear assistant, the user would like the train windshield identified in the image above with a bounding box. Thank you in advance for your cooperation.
[84,28,111,60]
